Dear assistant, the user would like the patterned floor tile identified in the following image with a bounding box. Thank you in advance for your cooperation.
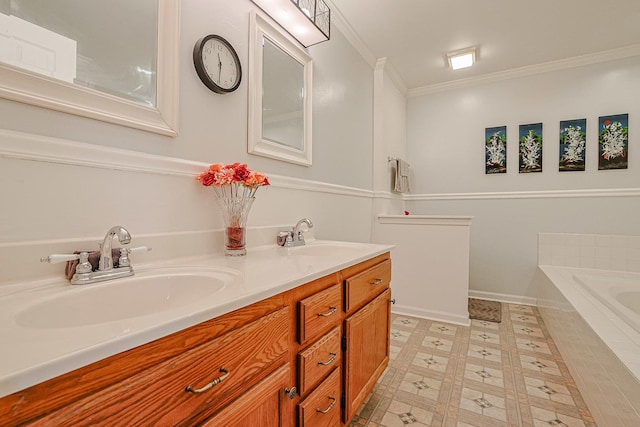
[464,362,505,388]
[469,329,500,345]
[524,376,576,406]
[467,343,503,363]
[349,303,596,427]
[530,406,586,427]
[394,317,420,329]
[381,400,434,426]
[459,388,508,422]
[390,329,411,342]
[515,337,552,355]
[421,335,454,353]
[428,323,457,336]
[411,351,449,373]
[520,354,562,377]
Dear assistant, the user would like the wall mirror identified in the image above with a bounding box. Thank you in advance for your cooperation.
[0,0,179,136]
[248,12,312,166]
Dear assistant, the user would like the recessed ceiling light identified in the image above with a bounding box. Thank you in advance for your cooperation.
[447,47,476,70]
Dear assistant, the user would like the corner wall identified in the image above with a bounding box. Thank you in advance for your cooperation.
[405,55,640,301]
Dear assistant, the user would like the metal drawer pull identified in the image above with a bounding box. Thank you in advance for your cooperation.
[317,306,337,317]
[369,278,383,285]
[185,368,229,393]
[317,352,337,366]
[316,396,337,414]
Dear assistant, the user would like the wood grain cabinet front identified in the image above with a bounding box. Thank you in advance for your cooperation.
[298,327,341,396]
[297,368,341,427]
[344,259,391,312]
[27,307,289,427]
[201,364,292,427]
[298,283,342,344]
[343,288,391,423]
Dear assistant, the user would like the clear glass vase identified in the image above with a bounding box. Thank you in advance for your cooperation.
[215,196,255,256]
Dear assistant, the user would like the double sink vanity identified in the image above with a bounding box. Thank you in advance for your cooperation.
[0,237,393,426]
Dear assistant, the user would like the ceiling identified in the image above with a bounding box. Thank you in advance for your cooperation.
[332,0,640,90]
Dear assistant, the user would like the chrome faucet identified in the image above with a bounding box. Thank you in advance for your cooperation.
[100,225,131,270]
[41,225,150,285]
[278,218,313,247]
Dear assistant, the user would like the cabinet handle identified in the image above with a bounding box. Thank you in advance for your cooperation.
[285,386,297,399]
[317,352,337,366]
[317,306,337,317]
[369,278,383,285]
[185,368,230,393]
[316,396,337,414]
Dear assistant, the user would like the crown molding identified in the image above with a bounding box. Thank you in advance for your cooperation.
[375,58,408,95]
[408,44,640,97]
[324,0,376,68]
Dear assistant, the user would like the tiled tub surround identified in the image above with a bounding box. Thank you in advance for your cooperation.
[538,232,640,272]
[0,234,393,398]
[537,233,640,426]
[350,306,596,427]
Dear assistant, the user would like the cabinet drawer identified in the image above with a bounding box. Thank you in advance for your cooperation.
[345,259,391,312]
[298,283,341,344]
[298,327,341,396]
[298,368,341,427]
[31,307,290,427]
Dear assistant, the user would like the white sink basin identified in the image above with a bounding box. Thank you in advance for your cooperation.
[285,241,369,257]
[16,267,240,328]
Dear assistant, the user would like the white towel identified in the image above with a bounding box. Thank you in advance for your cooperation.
[394,158,410,193]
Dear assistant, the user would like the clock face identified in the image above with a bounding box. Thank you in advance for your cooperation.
[194,35,241,93]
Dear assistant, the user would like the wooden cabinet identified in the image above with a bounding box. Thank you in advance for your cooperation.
[202,364,292,427]
[298,327,341,396]
[298,283,342,345]
[0,252,391,427]
[298,368,341,427]
[343,289,391,422]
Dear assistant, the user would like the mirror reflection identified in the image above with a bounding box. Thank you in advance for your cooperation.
[0,0,158,106]
[262,38,304,151]
[248,12,312,166]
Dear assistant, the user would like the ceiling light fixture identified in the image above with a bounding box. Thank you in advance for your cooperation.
[251,0,330,47]
[447,47,476,70]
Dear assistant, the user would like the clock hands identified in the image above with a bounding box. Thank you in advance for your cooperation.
[217,52,222,84]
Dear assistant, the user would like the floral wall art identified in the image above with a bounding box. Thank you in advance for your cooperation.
[598,114,628,170]
[485,126,507,174]
[519,123,543,173]
[559,119,586,172]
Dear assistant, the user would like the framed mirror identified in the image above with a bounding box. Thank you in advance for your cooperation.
[0,0,179,136]
[248,12,312,166]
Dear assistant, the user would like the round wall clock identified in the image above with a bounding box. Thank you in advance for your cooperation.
[193,34,242,94]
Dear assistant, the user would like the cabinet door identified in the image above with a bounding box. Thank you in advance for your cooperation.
[343,288,391,423]
[202,364,292,427]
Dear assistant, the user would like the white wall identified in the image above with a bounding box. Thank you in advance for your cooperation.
[0,0,376,285]
[406,56,640,301]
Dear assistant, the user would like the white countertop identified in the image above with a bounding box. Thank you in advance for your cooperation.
[0,240,393,398]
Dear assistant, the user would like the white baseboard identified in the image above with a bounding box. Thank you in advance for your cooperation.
[391,304,470,326]
[469,290,537,306]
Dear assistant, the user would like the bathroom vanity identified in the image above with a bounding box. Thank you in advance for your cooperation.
[0,242,392,426]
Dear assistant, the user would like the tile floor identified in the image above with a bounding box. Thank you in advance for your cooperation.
[350,303,597,427]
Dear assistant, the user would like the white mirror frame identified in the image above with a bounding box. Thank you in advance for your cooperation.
[0,0,180,137]
[248,11,312,166]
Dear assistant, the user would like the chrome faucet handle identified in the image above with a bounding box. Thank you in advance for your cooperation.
[119,246,152,267]
[40,253,80,264]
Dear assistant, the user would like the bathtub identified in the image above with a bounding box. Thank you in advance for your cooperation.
[574,270,640,335]
[536,265,640,426]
